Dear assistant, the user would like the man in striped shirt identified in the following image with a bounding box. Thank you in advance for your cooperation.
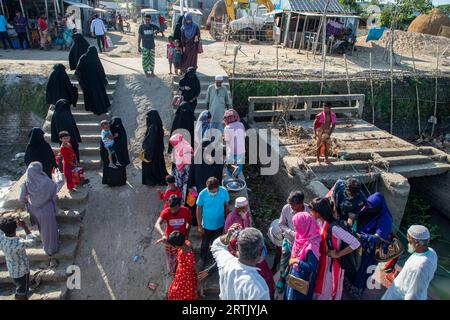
[0,216,36,300]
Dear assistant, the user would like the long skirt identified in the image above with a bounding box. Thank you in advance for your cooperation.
[142,48,155,72]
[102,166,127,187]
[142,157,168,186]
[27,203,59,256]
[344,251,377,299]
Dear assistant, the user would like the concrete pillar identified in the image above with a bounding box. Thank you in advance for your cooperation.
[378,172,410,226]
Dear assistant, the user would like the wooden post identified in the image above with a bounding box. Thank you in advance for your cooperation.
[344,54,352,108]
[431,45,440,137]
[44,0,49,22]
[0,0,4,16]
[53,0,58,18]
[369,52,375,124]
[232,45,239,79]
[248,101,255,123]
[299,15,307,52]
[389,33,394,134]
[292,13,300,49]
[19,0,25,16]
[283,12,291,47]
[313,0,331,58]
[411,47,421,136]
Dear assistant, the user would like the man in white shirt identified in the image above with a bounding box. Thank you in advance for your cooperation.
[205,75,231,132]
[90,14,106,53]
[211,224,270,300]
[382,225,438,300]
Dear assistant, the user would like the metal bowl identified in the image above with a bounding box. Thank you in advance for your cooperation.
[222,177,247,192]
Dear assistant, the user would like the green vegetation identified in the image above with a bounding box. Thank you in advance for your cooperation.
[0,79,47,118]
[401,194,440,241]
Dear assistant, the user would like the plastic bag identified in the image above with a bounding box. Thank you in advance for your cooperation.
[52,168,64,185]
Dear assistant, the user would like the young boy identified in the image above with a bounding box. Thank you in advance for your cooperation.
[167,36,175,75]
[158,175,182,209]
[0,216,36,300]
[313,102,336,165]
[173,40,183,76]
[100,120,121,169]
[59,131,78,191]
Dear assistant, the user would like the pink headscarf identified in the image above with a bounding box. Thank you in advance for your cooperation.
[169,133,193,171]
[291,211,321,262]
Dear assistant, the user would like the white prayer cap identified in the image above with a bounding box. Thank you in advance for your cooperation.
[407,225,430,240]
[215,75,224,81]
[235,197,248,208]
[268,219,283,247]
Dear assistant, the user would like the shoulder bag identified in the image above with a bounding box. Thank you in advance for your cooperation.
[287,270,313,296]
[374,233,404,262]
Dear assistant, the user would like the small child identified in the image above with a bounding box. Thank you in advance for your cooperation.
[30,23,40,48]
[158,175,182,209]
[167,36,175,75]
[59,131,77,191]
[173,40,183,75]
[100,120,121,169]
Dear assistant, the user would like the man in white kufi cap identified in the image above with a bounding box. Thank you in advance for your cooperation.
[382,225,437,300]
[205,74,231,132]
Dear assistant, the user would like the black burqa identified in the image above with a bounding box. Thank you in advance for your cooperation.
[168,101,195,153]
[142,110,168,186]
[51,99,82,162]
[173,15,184,42]
[75,46,111,115]
[179,67,201,112]
[46,64,78,107]
[100,117,130,187]
[24,127,57,179]
[187,139,224,226]
[69,33,90,70]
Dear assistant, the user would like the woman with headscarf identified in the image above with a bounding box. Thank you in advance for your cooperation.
[309,198,361,300]
[24,128,57,179]
[178,67,201,113]
[169,133,193,201]
[142,110,168,186]
[286,211,321,300]
[69,33,90,70]
[75,46,111,115]
[168,101,195,153]
[100,117,130,187]
[223,109,246,177]
[19,162,64,257]
[46,64,77,107]
[51,99,82,162]
[173,14,184,43]
[344,192,393,299]
[181,13,200,73]
[194,110,211,152]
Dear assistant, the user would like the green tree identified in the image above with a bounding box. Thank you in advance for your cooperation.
[437,4,450,15]
[338,0,361,12]
[380,0,433,28]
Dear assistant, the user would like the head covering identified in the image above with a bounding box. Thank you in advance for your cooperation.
[69,33,90,70]
[407,225,430,240]
[215,75,224,81]
[235,197,248,208]
[194,110,211,149]
[268,219,283,247]
[169,133,193,171]
[24,162,56,208]
[143,110,164,159]
[24,128,56,179]
[223,108,240,126]
[109,117,130,167]
[46,63,76,106]
[181,13,198,40]
[358,192,393,240]
[291,211,321,262]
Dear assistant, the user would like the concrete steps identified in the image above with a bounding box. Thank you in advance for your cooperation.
[0,282,68,300]
[72,79,117,90]
[72,110,110,122]
[0,263,69,285]
[380,155,433,167]
[388,162,450,179]
[78,90,115,101]
[52,143,100,157]
[16,223,81,243]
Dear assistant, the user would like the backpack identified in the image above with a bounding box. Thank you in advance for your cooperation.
[326,220,362,274]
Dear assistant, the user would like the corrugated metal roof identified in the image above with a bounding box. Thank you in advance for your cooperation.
[289,0,353,14]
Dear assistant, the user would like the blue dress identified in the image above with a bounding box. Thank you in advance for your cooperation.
[285,251,319,300]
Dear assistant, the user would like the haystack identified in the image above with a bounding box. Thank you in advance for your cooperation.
[207,0,227,27]
[407,9,450,36]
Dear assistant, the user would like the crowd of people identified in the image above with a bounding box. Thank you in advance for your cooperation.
[0,12,440,301]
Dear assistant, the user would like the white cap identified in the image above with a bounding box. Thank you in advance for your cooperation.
[407,225,430,240]
[215,75,224,81]
[235,197,248,208]
[268,219,283,247]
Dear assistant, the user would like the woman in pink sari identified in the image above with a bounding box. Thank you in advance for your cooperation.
[169,133,193,201]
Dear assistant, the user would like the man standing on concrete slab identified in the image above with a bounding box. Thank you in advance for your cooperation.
[0,14,13,49]
[138,14,159,78]
[13,11,29,49]
[37,14,49,50]
[313,102,336,165]
[206,75,232,132]
[382,225,437,300]
[90,14,106,53]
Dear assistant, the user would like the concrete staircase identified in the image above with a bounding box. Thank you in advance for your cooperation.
[0,75,118,300]
[172,75,230,117]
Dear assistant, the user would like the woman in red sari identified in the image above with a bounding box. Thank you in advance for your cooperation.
[166,231,200,300]
[59,131,77,191]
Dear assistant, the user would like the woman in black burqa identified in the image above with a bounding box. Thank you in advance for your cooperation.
[69,33,90,70]
[168,101,195,153]
[50,99,82,162]
[24,127,57,179]
[178,67,200,112]
[46,64,78,107]
[142,110,168,186]
[173,14,184,43]
[75,46,111,115]
[100,117,130,187]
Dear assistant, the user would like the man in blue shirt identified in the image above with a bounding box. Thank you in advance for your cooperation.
[196,176,230,268]
[13,11,29,49]
[0,14,13,49]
